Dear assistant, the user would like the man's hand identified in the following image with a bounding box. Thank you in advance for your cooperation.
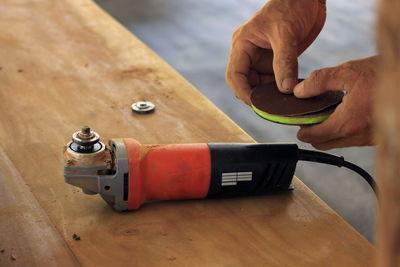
[294,56,377,150]
[226,0,326,105]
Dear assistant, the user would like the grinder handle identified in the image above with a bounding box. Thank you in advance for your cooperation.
[124,139,299,210]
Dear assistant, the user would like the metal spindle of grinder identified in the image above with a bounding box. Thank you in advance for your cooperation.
[70,126,102,153]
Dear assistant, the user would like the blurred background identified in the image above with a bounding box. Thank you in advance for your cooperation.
[96,0,377,242]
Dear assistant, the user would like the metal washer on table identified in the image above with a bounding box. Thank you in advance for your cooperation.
[131,101,155,114]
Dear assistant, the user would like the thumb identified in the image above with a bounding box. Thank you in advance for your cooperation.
[271,35,299,94]
[294,66,350,98]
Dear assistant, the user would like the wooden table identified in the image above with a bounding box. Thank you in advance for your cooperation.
[0,0,374,266]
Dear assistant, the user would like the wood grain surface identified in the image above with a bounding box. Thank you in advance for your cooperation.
[0,0,374,266]
[0,147,79,267]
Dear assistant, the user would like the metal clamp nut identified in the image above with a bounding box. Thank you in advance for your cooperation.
[70,126,102,153]
[131,101,155,114]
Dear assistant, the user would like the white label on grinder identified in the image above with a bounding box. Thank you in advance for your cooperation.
[221,172,252,186]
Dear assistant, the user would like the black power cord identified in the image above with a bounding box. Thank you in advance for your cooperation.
[298,149,377,194]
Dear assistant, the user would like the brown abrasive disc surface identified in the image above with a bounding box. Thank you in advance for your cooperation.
[250,81,344,117]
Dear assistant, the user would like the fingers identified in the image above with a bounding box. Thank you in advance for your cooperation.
[270,33,299,94]
[226,0,328,100]
[297,105,346,144]
[294,64,359,98]
[297,96,373,150]
[248,69,275,87]
[294,58,376,150]
[251,48,274,75]
[307,132,374,151]
[226,38,276,105]
[226,41,255,105]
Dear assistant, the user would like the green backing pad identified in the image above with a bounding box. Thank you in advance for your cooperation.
[252,105,333,126]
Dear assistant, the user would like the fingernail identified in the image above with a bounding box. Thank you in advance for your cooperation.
[294,82,304,96]
[281,78,297,93]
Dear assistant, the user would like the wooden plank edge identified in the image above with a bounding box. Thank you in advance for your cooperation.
[0,147,80,266]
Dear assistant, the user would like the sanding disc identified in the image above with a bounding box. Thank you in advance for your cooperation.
[250,81,344,125]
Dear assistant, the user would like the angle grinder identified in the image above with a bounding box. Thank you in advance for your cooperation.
[63,127,375,211]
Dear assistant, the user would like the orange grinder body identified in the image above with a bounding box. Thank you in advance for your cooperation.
[124,138,211,210]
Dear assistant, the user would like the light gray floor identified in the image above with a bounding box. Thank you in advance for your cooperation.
[96,0,377,242]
